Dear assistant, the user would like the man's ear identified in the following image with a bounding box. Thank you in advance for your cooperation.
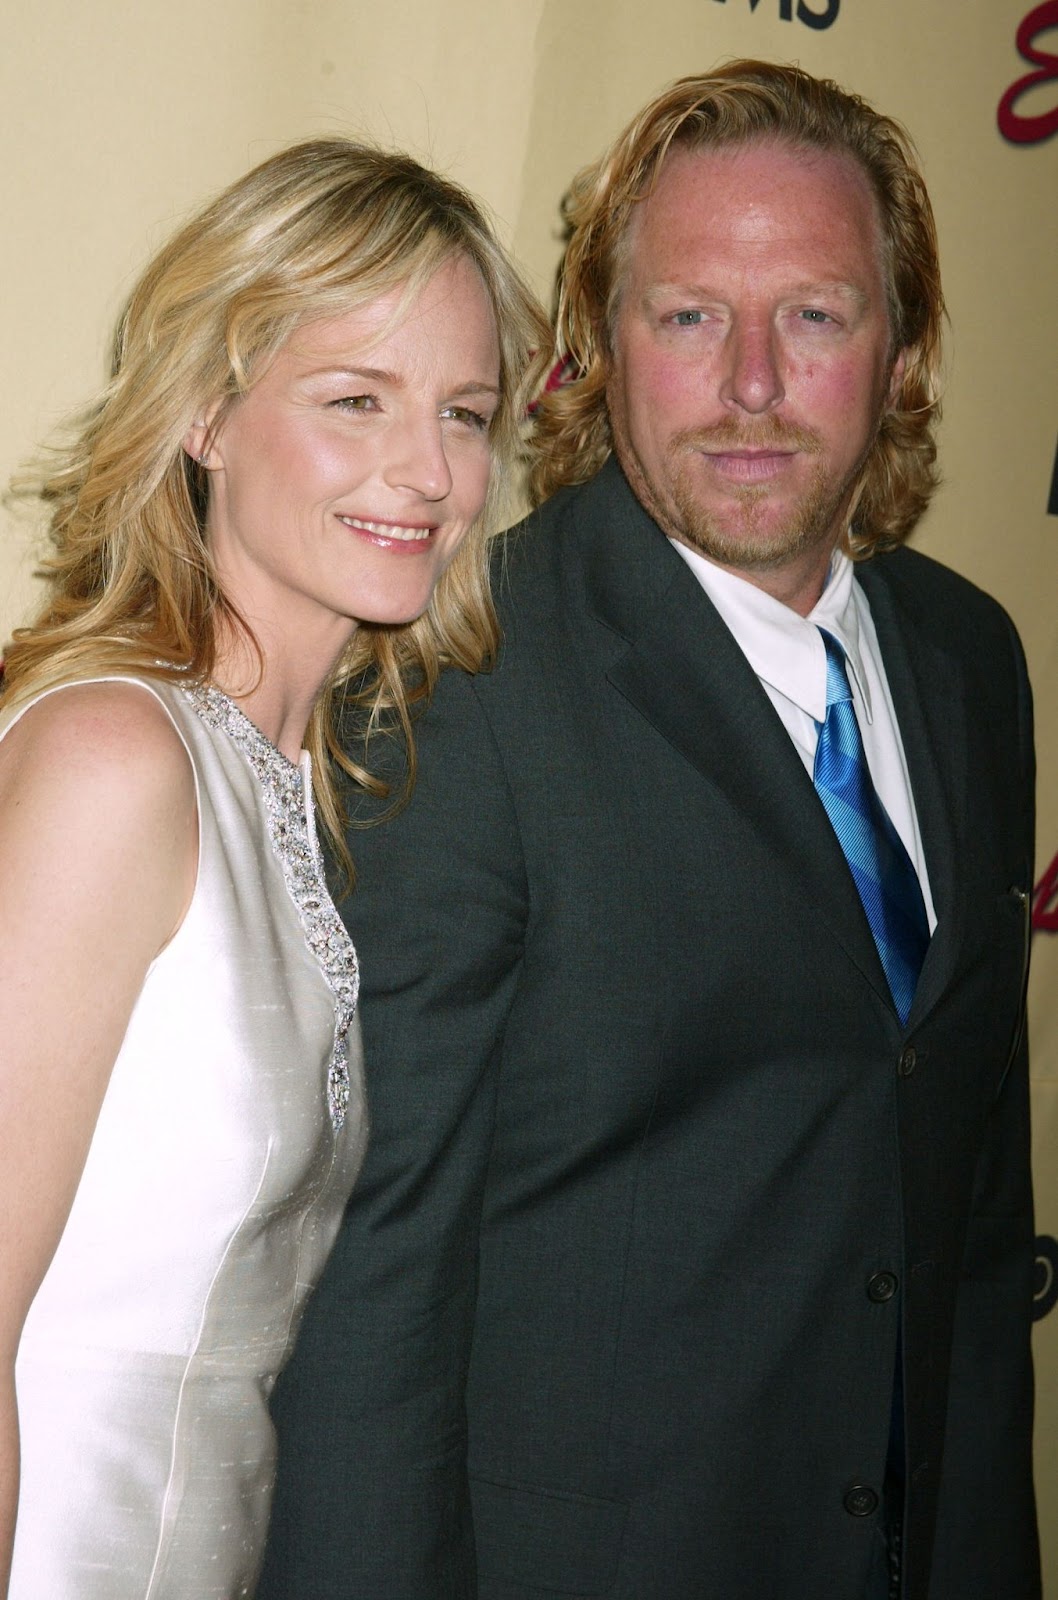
[886,347,909,411]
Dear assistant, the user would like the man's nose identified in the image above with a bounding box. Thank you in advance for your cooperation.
[718,319,785,414]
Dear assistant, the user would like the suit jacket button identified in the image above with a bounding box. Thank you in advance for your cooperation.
[867,1270,898,1302]
[898,1046,917,1077]
[843,1484,879,1517]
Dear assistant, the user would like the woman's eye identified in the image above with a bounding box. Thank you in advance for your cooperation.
[442,406,490,432]
[331,394,377,412]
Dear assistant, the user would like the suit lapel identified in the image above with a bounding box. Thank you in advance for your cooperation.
[575,465,893,1009]
[857,557,967,1023]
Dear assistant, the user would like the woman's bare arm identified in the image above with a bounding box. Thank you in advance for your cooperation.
[0,681,198,1594]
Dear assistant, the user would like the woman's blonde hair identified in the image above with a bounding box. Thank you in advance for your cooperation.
[531,60,944,556]
[3,138,550,865]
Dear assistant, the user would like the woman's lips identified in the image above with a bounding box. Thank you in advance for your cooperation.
[337,515,436,545]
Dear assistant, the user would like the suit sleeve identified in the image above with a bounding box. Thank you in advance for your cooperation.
[257,669,527,1600]
[928,616,1041,1598]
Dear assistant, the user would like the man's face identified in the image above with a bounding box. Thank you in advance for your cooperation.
[606,140,907,614]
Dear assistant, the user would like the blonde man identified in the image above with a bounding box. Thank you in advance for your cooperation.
[264,63,1038,1600]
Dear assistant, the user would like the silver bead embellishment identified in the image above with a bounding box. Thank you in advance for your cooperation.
[183,683,359,1131]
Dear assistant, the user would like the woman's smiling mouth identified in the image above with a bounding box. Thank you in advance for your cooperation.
[337,515,436,543]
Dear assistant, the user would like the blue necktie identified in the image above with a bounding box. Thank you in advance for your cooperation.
[812,630,929,1025]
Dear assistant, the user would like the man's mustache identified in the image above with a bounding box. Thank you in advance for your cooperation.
[672,419,822,454]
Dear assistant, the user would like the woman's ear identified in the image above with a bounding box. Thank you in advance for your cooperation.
[183,401,224,470]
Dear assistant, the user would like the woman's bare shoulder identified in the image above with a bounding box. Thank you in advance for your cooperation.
[0,680,198,920]
[0,679,195,815]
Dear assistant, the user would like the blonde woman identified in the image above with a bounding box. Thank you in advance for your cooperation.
[0,140,548,1599]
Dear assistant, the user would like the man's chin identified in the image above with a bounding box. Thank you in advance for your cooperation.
[670,474,850,573]
[674,517,821,575]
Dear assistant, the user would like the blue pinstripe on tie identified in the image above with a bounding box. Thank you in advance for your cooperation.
[813,630,929,1025]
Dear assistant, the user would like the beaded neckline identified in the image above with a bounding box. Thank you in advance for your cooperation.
[181,682,359,1131]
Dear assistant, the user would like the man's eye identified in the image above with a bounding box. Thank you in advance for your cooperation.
[671,310,703,327]
[799,309,832,324]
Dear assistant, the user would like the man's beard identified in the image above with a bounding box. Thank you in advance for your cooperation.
[625,416,872,574]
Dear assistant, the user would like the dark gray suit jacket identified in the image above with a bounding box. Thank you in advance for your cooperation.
[261,461,1039,1600]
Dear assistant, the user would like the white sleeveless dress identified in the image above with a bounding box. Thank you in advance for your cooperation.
[3,676,367,1599]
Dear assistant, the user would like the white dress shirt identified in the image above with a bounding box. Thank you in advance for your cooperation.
[670,539,937,931]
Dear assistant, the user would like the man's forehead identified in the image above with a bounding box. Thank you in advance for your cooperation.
[619,138,886,279]
[643,137,874,215]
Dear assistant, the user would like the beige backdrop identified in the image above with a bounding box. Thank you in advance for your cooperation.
[3,0,1056,1583]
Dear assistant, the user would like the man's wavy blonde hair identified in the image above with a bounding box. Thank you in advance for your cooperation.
[3,139,551,868]
[530,61,943,556]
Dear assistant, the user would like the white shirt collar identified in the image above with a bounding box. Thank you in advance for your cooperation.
[669,540,874,725]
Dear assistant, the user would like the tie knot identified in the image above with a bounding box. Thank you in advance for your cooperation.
[819,628,853,708]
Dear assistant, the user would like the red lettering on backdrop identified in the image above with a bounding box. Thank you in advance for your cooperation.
[1034,851,1058,932]
[998,1,1058,144]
